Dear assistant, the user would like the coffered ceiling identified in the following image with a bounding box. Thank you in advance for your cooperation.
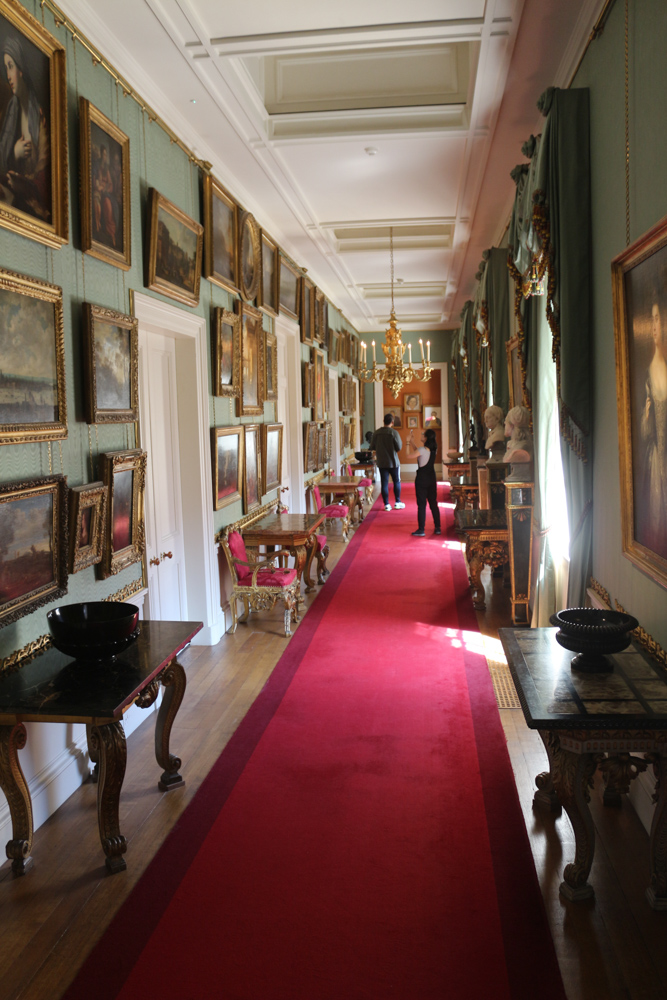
[60,0,604,333]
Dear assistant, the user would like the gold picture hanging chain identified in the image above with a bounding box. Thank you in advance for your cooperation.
[390,226,395,313]
[624,0,630,247]
[88,424,94,480]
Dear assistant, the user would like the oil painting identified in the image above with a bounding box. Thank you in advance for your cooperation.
[98,449,146,578]
[213,307,240,399]
[212,426,243,511]
[259,232,278,316]
[236,300,264,416]
[146,188,203,307]
[69,481,107,574]
[244,423,261,514]
[301,276,314,344]
[83,303,138,423]
[239,210,261,303]
[262,423,283,495]
[264,329,277,402]
[79,98,130,269]
[313,346,325,421]
[203,174,237,293]
[279,254,299,320]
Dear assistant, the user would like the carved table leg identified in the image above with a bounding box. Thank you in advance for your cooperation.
[547,735,601,900]
[90,721,127,874]
[534,731,562,812]
[0,723,33,875]
[467,544,486,610]
[646,751,667,909]
[86,723,99,783]
[155,658,186,791]
[297,542,314,594]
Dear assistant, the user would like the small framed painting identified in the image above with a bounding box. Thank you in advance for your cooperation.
[0,1,68,248]
[317,425,327,468]
[83,303,138,424]
[301,276,314,345]
[244,423,261,514]
[325,420,333,463]
[404,392,422,412]
[98,449,147,579]
[384,406,402,428]
[329,331,339,367]
[423,406,442,429]
[264,329,278,403]
[239,210,261,303]
[259,232,279,316]
[79,98,131,270]
[349,416,357,450]
[146,188,203,307]
[212,426,243,511]
[203,174,238,293]
[213,307,240,398]
[312,346,325,421]
[339,416,344,450]
[406,413,420,430]
[0,267,67,445]
[302,361,313,409]
[69,481,107,574]
[0,474,68,627]
[314,288,325,344]
[343,422,351,448]
[304,421,318,473]
[235,300,264,417]
[262,422,283,495]
[279,254,300,320]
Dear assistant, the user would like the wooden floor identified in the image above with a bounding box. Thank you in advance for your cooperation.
[1,491,666,999]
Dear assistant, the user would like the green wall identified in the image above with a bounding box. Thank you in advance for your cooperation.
[574,0,667,645]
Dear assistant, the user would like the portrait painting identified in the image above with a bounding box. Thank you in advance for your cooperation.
[279,254,299,320]
[203,174,238,293]
[259,232,278,316]
[146,188,203,307]
[0,267,66,445]
[244,424,261,514]
[406,413,419,429]
[262,422,283,495]
[613,216,667,587]
[313,346,325,421]
[98,449,146,578]
[83,303,138,424]
[79,98,130,269]
[212,426,243,511]
[384,406,402,428]
[213,307,240,398]
[423,406,442,429]
[0,473,68,626]
[239,210,261,303]
[0,1,67,247]
[404,392,422,412]
[301,277,314,344]
[235,300,264,416]
[264,329,277,402]
[329,330,339,367]
[69,481,107,574]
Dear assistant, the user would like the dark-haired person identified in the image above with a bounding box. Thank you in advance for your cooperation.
[407,428,441,536]
[370,413,404,511]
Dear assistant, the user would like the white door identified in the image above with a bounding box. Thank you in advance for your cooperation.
[139,329,187,620]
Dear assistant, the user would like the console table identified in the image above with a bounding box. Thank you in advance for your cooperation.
[242,512,326,595]
[0,619,202,876]
[499,626,667,908]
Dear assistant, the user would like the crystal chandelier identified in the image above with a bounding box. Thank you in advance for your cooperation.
[358,228,432,399]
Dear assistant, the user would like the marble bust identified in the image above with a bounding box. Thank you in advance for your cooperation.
[504,405,533,482]
[484,405,506,462]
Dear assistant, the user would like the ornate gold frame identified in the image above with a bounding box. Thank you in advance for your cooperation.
[145,188,203,307]
[329,330,339,367]
[83,303,138,423]
[69,481,108,574]
[243,423,262,514]
[0,474,68,626]
[0,0,68,248]
[304,421,318,473]
[202,173,238,293]
[278,254,300,320]
[264,328,278,402]
[213,307,241,398]
[612,215,667,589]
[238,210,261,303]
[313,346,325,421]
[212,426,243,511]
[261,422,283,495]
[79,97,131,269]
[301,276,314,344]
[259,231,279,316]
[0,267,67,445]
[235,300,265,417]
[303,361,313,409]
[98,449,147,579]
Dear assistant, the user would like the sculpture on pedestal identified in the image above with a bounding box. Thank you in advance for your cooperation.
[483,405,506,463]
[504,405,533,481]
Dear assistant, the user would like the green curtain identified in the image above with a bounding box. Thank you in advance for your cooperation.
[484,247,511,414]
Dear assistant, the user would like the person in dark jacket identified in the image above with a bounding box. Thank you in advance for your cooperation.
[407,428,441,536]
[370,414,404,511]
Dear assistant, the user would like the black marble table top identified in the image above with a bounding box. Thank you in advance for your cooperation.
[0,620,202,723]
[455,508,507,531]
[499,627,667,730]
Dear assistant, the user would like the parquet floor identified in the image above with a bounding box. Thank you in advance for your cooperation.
[0,490,666,999]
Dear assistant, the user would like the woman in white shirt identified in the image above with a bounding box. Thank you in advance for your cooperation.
[406,428,441,537]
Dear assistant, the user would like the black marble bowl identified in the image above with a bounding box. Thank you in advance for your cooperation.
[47,602,140,661]
[549,607,639,673]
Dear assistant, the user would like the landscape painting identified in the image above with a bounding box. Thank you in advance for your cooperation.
[83,304,138,423]
[244,424,261,514]
[146,188,203,307]
[279,255,299,320]
[212,427,243,510]
[98,449,146,578]
[262,423,282,494]
[203,175,238,293]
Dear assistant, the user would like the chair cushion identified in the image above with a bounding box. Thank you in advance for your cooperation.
[322,505,347,517]
[316,534,327,552]
[237,568,297,589]
[358,477,372,487]
[228,532,251,581]
[312,485,322,512]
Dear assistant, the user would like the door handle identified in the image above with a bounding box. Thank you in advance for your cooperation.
[149,556,160,567]
[161,551,173,560]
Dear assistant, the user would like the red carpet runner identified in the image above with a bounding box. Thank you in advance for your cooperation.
[64,485,565,1000]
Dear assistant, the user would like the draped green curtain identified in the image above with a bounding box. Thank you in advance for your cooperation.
[484,247,511,414]
[472,253,490,423]
[460,301,474,453]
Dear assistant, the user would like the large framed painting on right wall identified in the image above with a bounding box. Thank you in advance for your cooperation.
[612,213,667,589]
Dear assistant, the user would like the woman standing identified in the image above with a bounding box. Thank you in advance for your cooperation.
[407,428,441,537]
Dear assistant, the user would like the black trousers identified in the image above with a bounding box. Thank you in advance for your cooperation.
[415,477,440,531]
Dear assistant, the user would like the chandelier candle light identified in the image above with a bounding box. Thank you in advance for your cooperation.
[359,228,432,399]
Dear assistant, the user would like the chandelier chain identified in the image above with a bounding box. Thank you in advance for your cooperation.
[390,226,394,312]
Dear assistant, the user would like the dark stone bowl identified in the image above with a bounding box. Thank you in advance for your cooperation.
[47,602,140,661]
[549,607,639,673]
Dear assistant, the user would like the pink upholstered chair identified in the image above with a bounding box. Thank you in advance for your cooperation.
[221,530,299,637]
[343,462,373,505]
[308,484,351,542]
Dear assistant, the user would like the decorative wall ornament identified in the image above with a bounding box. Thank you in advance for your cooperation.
[98,449,146,578]
[145,188,203,307]
[83,303,138,424]
[79,97,131,270]
[69,481,108,574]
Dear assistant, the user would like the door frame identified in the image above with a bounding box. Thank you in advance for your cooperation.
[373,363,448,477]
[134,292,224,645]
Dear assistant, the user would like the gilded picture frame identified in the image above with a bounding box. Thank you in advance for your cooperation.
[0,267,67,445]
[0,0,68,248]
[203,173,238,293]
[314,288,325,344]
[79,97,130,270]
[146,187,203,307]
[69,481,107,574]
[300,276,314,345]
[264,328,278,403]
[243,423,261,514]
[404,392,422,412]
[312,346,325,422]
[349,416,357,450]
[329,330,339,367]
[325,420,333,463]
[98,449,146,579]
[278,254,300,320]
[239,210,261,303]
[317,424,327,468]
[303,361,313,409]
[235,300,264,417]
[262,422,283,495]
[0,473,68,627]
[213,307,241,399]
[83,303,138,424]
[304,420,319,473]
[212,426,243,511]
[259,231,279,316]
[612,215,667,589]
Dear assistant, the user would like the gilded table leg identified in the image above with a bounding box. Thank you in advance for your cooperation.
[467,542,486,610]
[90,721,127,874]
[0,723,33,875]
[155,658,186,791]
[302,538,317,593]
[547,734,601,900]
[646,751,667,909]
[534,731,562,813]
